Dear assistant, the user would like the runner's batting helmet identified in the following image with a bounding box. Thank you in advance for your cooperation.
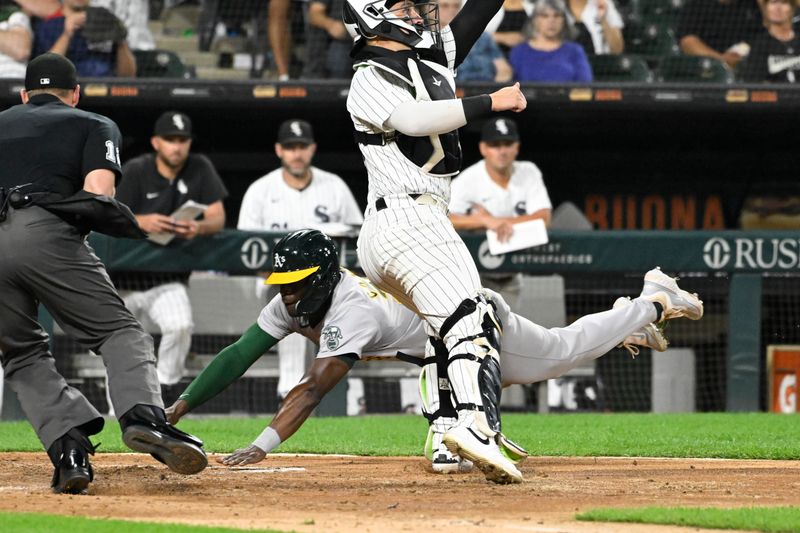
[266,230,342,327]
[343,0,442,54]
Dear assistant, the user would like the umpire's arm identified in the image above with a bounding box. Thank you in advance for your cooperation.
[218,354,356,466]
[83,169,116,197]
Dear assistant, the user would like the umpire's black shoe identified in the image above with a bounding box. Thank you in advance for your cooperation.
[119,404,207,475]
[48,429,96,495]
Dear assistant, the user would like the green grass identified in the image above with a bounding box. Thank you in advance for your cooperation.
[1,512,287,533]
[577,506,800,532]
[2,413,799,459]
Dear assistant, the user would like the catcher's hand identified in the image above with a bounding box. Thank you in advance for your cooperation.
[82,7,128,44]
[217,445,266,466]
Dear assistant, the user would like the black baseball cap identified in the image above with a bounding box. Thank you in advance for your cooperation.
[154,111,193,138]
[481,117,520,143]
[277,119,315,145]
[25,53,78,91]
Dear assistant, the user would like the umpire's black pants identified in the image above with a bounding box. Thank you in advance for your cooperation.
[0,206,162,450]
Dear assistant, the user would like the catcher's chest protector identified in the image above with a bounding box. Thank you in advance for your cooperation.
[361,54,463,176]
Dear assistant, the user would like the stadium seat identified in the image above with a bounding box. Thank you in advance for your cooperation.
[624,21,679,62]
[657,55,734,83]
[632,0,685,27]
[134,49,194,79]
[589,54,653,82]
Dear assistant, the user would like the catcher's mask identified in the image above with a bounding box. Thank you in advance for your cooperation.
[266,229,342,327]
[343,0,441,56]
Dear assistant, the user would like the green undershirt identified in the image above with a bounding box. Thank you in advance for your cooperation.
[179,323,277,410]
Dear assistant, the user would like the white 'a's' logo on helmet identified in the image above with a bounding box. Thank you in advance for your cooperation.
[495,119,509,135]
[274,253,286,268]
[172,114,186,131]
[290,121,303,137]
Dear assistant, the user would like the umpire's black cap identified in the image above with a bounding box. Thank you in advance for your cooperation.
[25,53,78,91]
[481,117,520,143]
[277,119,315,146]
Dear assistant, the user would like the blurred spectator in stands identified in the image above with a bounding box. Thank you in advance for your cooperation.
[91,0,155,50]
[0,6,31,78]
[17,0,153,50]
[440,0,514,82]
[269,0,292,80]
[449,117,551,310]
[114,111,228,400]
[31,0,136,77]
[305,0,352,79]
[739,0,800,82]
[566,0,624,54]
[677,0,764,69]
[238,119,363,402]
[509,0,593,82]
[486,0,534,55]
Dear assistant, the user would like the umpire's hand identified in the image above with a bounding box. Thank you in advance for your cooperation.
[218,445,267,466]
[490,82,527,113]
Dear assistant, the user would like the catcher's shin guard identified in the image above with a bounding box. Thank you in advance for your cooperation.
[419,337,472,473]
[419,337,458,435]
[440,294,504,437]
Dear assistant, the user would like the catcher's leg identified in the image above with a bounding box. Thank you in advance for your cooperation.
[441,294,523,484]
[420,337,472,473]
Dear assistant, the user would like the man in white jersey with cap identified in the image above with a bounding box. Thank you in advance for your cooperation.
[450,116,551,311]
[238,119,363,403]
[166,230,704,475]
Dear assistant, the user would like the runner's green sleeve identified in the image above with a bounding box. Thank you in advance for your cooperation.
[179,323,277,410]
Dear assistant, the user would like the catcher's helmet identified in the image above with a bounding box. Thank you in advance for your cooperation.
[343,0,441,55]
[266,230,341,327]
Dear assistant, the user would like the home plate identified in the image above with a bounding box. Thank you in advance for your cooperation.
[220,466,306,473]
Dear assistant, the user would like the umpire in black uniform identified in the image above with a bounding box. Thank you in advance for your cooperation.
[0,54,208,494]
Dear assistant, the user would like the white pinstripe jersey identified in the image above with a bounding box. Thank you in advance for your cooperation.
[346,27,461,206]
[450,160,552,217]
[237,166,363,232]
[257,270,427,360]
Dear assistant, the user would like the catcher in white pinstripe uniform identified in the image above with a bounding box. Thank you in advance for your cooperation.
[343,0,533,483]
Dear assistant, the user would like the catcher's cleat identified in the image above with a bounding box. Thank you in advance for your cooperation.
[120,404,207,475]
[443,423,523,485]
[432,447,474,474]
[613,297,669,357]
[425,428,473,473]
[640,267,704,322]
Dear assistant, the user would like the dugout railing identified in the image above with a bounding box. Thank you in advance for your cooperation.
[22,230,800,418]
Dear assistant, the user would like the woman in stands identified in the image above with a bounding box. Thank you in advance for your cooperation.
[509,0,593,82]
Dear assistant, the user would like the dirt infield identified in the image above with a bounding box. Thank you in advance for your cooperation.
[0,453,798,533]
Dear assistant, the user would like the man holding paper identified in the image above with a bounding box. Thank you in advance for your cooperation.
[449,117,551,310]
[113,110,228,391]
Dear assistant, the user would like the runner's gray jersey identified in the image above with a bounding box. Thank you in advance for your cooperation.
[256,270,661,385]
[257,270,426,359]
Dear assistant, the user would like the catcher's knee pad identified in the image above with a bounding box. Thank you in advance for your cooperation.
[440,294,504,435]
